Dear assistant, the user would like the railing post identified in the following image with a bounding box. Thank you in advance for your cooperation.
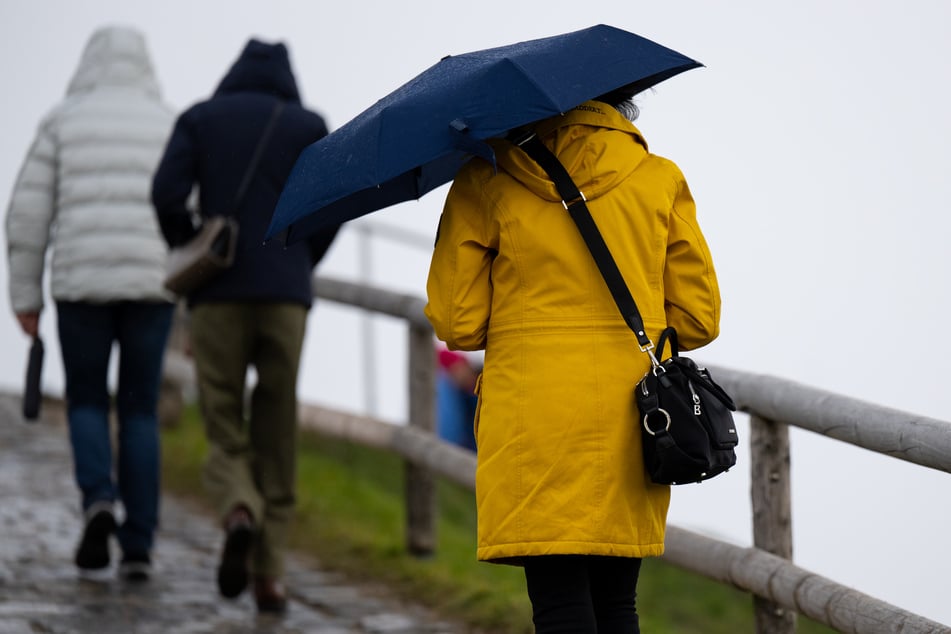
[750,415,796,633]
[405,323,436,556]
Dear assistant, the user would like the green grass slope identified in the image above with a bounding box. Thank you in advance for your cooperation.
[161,407,834,633]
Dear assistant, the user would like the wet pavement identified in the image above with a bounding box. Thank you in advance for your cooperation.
[0,393,463,633]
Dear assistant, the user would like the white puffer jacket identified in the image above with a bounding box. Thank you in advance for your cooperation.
[5,26,174,313]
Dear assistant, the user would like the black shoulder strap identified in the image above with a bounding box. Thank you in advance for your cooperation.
[511,131,653,351]
[233,101,286,211]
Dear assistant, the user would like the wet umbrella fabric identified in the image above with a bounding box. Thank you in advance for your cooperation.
[268,24,701,242]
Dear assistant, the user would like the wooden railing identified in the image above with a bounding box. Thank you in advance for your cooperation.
[164,275,951,633]
[687,368,951,634]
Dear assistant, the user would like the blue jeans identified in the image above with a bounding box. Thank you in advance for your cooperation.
[57,300,174,556]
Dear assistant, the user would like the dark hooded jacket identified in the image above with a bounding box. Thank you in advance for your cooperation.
[151,39,337,307]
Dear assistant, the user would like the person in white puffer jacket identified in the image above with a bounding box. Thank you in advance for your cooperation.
[4,25,175,582]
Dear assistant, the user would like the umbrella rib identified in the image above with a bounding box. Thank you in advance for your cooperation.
[503,57,568,114]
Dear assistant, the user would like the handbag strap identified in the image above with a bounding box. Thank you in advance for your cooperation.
[231,101,286,212]
[511,130,655,355]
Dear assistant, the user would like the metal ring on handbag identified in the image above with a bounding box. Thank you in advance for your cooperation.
[643,409,672,436]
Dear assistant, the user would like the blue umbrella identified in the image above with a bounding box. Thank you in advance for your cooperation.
[268,24,701,242]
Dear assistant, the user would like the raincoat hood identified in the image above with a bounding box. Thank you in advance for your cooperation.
[214,39,301,103]
[66,25,161,98]
[493,101,649,203]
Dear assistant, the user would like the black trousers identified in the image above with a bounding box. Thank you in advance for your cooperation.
[523,555,643,634]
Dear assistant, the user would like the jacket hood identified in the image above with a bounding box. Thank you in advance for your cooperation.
[492,101,649,203]
[214,39,301,103]
[67,26,161,98]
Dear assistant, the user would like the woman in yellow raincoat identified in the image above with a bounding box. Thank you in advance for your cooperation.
[425,86,721,633]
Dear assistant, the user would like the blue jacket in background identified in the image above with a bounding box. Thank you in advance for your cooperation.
[152,39,338,308]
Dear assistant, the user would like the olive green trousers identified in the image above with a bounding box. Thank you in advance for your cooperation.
[189,302,307,578]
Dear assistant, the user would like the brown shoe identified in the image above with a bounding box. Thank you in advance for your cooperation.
[217,507,254,599]
[254,575,288,614]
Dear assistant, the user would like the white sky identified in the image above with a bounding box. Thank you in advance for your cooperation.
[1,0,949,626]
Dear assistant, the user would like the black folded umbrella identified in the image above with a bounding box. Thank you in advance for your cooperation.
[23,336,43,421]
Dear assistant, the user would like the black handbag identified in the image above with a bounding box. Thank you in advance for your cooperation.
[512,131,738,485]
[636,328,737,483]
[164,102,285,296]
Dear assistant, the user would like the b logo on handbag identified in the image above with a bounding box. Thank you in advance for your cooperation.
[636,327,737,485]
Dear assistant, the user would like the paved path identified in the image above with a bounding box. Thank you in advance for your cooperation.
[0,393,464,633]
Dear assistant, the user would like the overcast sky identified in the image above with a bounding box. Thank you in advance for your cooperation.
[1,0,949,625]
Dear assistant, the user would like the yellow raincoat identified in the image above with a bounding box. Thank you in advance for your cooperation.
[425,101,721,563]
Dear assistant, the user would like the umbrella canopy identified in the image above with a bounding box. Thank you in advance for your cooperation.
[268,24,701,242]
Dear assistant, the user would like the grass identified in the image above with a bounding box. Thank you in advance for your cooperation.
[161,406,835,633]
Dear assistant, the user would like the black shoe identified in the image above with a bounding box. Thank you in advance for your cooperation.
[119,552,152,582]
[74,504,116,571]
[254,576,288,614]
[217,508,254,598]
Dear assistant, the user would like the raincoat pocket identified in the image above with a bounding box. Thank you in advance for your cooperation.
[472,371,484,448]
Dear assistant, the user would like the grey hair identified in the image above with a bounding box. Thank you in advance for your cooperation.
[613,99,640,122]
[594,84,645,122]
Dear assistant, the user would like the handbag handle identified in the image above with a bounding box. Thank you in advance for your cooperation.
[230,101,286,213]
[656,327,678,360]
[510,130,657,359]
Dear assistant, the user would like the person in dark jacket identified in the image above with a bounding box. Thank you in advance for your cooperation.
[151,39,338,614]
